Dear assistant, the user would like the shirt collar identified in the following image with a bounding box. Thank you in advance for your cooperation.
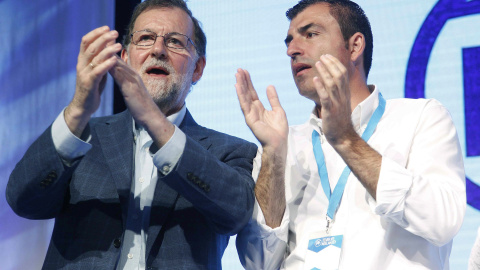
[309,85,380,134]
[166,103,187,127]
[352,85,379,131]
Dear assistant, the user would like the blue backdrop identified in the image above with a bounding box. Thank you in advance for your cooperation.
[1,0,478,269]
[0,1,114,269]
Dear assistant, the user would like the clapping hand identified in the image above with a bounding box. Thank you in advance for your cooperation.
[235,68,288,155]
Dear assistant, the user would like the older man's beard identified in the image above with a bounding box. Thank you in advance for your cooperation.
[140,59,193,113]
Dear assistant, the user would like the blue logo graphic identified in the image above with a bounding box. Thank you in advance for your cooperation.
[405,0,480,209]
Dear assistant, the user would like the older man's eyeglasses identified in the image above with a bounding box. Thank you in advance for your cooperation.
[131,30,197,52]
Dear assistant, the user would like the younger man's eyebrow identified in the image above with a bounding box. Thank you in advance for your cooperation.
[285,23,318,45]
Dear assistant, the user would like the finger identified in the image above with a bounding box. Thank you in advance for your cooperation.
[313,60,330,96]
[313,75,331,110]
[319,54,346,79]
[78,29,119,68]
[88,43,123,73]
[89,55,117,83]
[235,69,253,114]
[315,59,334,90]
[243,69,260,101]
[318,55,348,99]
[235,69,249,95]
[85,30,119,63]
[79,26,110,55]
[266,85,283,112]
[78,26,111,68]
[109,55,145,92]
[96,45,122,92]
[106,38,117,47]
[315,59,341,104]
[109,55,132,83]
[76,50,117,95]
[235,69,248,96]
[322,54,347,84]
[109,56,151,107]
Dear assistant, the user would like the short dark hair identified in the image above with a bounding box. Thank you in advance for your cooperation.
[122,0,206,58]
[286,0,373,78]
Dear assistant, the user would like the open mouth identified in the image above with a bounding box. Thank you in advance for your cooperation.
[146,67,169,76]
[293,63,311,76]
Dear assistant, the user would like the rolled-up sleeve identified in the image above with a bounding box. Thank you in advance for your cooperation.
[236,150,290,270]
[373,99,466,246]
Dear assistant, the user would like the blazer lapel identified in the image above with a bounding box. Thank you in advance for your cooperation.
[95,111,134,229]
[180,110,210,148]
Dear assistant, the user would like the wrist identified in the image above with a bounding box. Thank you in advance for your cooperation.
[330,131,367,161]
[142,113,175,149]
[64,105,92,137]
[262,142,287,163]
[327,125,357,149]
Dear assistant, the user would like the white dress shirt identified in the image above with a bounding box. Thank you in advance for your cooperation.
[236,87,466,270]
[51,106,187,270]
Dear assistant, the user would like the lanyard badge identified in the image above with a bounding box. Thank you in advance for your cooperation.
[304,94,386,270]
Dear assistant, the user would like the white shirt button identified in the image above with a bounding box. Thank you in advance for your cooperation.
[139,177,144,183]
[128,253,133,259]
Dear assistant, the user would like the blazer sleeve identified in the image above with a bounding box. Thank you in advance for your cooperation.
[6,126,77,219]
[160,134,258,235]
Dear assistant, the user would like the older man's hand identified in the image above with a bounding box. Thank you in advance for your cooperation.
[65,26,122,137]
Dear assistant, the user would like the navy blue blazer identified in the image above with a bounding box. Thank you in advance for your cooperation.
[6,110,257,270]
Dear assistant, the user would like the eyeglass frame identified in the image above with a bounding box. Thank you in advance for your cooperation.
[130,29,198,54]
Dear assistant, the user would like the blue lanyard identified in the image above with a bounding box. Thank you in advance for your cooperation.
[312,93,386,221]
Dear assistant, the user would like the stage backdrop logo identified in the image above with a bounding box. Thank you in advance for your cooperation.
[405,0,480,210]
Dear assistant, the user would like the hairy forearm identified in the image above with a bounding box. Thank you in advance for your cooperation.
[333,132,382,200]
[255,147,287,228]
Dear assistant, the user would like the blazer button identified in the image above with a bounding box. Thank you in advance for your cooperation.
[113,238,121,248]
[48,171,57,178]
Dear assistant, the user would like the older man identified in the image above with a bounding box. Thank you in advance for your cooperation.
[6,0,257,269]
[235,0,465,269]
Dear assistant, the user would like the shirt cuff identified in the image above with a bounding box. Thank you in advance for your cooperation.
[373,156,413,222]
[51,108,92,161]
[250,198,290,243]
[152,125,186,175]
[249,147,289,242]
